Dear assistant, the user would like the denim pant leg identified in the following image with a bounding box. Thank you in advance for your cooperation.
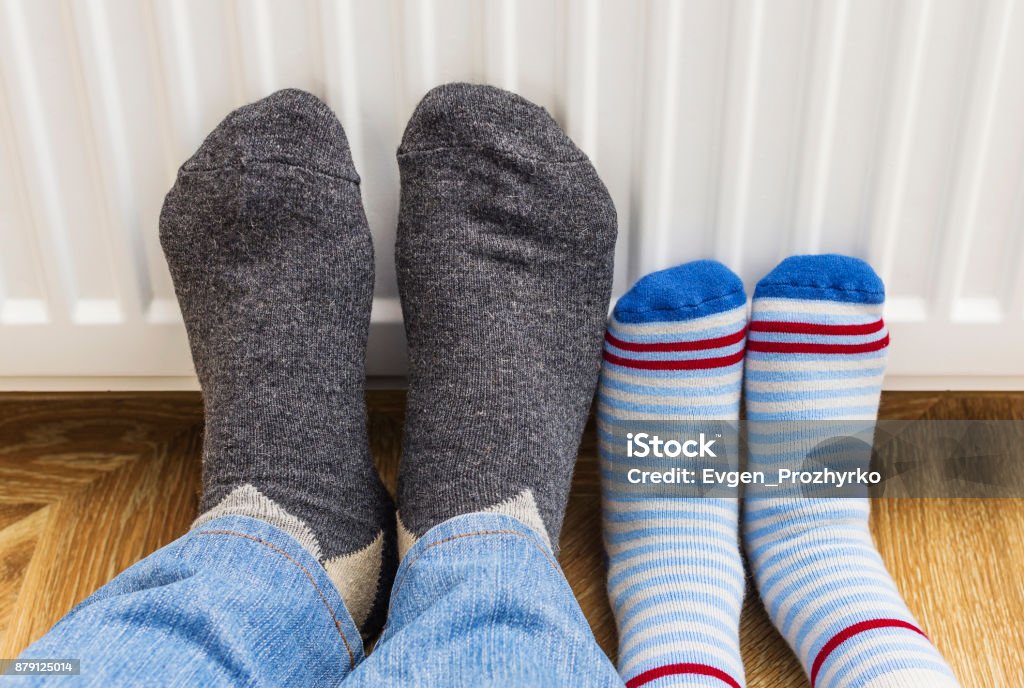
[345,513,621,688]
[10,515,362,687]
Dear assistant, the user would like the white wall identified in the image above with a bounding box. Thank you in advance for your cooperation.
[1,0,1023,390]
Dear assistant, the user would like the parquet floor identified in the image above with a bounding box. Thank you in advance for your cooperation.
[1,391,1021,685]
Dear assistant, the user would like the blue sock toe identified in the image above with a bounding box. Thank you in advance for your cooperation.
[753,254,884,304]
[613,260,747,323]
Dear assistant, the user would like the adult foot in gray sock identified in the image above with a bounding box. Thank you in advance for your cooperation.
[160,89,395,637]
[395,83,617,556]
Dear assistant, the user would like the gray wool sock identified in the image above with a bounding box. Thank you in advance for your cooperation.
[160,89,395,637]
[395,83,617,556]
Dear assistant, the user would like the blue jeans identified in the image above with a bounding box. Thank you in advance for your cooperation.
[12,513,620,686]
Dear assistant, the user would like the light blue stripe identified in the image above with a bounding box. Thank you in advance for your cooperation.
[601,360,743,379]
[604,340,744,361]
[599,376,742,397]
[744,507,868,544]
[621,608,738,649]
[597,394,741,417]
[834,651,956,686]
[743,500,870,528]
[746,405,880,421]
[617,626,740,668]
[745,450,869,468]
[745,349,887,363]
[752,537,884,593]
[603,506,735,525]
[597,390,742,412]
[595,407,741,426]
[767,562,888,622]
[607,539,740,567]
[601,492,729,504]
[744,386,881,403]
[781,579,906,639]
[744,367,886,382]
[752,311,879,325]
[605,524,740,547]
[748,331,887,345]
[614,588,740,630]
[744,424,876,444]
[607,320,745,343]
[614,571,746,611]
[607,551,744,592]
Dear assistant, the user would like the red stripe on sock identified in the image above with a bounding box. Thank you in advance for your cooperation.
[810,618,928,687]
[603,348,746,370]
[626,663,742,688]
[746,334,889,354]
[605,326,747,352]
[749,319,884,335]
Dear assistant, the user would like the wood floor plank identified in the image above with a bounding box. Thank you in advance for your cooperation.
[870,498,1024,685]
[0,394,203,657]
[0,426,202,657]
[0,507,47,650]
[0,391,1020,685]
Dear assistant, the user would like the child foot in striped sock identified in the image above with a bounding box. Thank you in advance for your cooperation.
[599,261,748,688]
[743,255,959,688]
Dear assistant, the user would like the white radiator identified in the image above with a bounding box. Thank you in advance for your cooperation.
[1,0,1022,390]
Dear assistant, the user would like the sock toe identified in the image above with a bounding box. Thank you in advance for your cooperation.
[613,260,747,323]
[181,88,359,181]
[754,254,884,303]
[399,82,586,162]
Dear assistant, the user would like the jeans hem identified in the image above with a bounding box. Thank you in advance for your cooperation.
[193,514,365,669]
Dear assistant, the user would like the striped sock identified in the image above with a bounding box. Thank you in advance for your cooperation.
[599,261,748,688]
[743,255,959,688]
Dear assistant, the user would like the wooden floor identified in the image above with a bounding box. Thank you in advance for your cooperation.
[1,391,1022,685]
